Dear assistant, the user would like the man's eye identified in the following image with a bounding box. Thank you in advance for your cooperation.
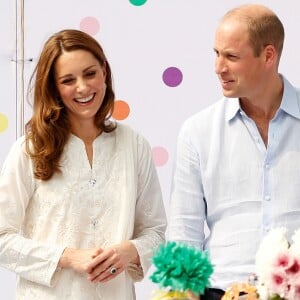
[228,54,238,59]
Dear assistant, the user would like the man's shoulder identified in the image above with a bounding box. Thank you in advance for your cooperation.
[183,98,227,127]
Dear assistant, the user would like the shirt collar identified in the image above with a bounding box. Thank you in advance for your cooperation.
[279,75,300,119]
[225,75,300,122]
[225,98,240,122]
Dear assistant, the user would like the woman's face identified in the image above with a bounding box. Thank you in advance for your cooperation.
[54,49,106,125]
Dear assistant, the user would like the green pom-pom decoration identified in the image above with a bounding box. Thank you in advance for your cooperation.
[150,241,214,295]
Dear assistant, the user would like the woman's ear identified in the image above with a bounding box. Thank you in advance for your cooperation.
[102,62,107,80]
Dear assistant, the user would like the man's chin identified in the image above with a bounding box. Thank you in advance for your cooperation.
[222,90,237,98]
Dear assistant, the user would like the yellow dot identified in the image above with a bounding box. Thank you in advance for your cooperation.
[0,113,8,133]
[112,100,130,120]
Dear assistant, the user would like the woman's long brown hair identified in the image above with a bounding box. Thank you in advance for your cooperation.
[25,29,116,180]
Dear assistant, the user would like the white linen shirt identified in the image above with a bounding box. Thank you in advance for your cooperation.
[168,76,300,290]
[0,123,166,300]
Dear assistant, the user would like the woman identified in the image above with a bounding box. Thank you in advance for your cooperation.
[0,29,166,299]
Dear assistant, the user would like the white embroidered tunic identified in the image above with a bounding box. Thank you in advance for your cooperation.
[0,123,167,299]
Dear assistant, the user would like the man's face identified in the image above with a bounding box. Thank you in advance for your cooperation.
[213,19,266,100]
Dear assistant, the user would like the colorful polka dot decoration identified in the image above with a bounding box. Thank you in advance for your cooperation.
[112,100,130,120]
[162,67,183,87]
[152,146,169,167]
[78,14,174,168]
[80,17,100,35]
[0,113,8,133]
[129,0,147,6]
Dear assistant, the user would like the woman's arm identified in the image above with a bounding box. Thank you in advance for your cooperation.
[0,138,64,287]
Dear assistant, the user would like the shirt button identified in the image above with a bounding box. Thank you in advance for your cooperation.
[264,195,271,201]
[91,219,98,228]
[89,178,96,186]
[265,164,270,169]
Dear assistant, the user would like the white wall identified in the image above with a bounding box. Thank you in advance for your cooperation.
[1,0,300,299]
[0,2,19,298]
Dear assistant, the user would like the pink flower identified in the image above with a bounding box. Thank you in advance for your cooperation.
[286,258,300,275]
[275,252,294,270]
[286,285,300,300]
[254,228,300,299]
[269,269,289,297]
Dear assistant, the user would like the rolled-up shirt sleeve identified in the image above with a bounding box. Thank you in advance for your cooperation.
[168,120,206,250]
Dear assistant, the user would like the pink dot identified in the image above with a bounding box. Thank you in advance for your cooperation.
[80,17,100,36]
[152,146,169,167]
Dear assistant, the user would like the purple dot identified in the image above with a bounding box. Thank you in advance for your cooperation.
[162,67,183,87]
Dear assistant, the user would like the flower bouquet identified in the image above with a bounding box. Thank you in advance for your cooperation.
[150,241,214,300]
[222,227,300,300]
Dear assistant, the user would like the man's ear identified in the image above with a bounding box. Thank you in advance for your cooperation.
[264,44,277,66]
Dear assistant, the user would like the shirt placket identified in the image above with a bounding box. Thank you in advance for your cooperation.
[88,168,98,242]
[240,111,275,236]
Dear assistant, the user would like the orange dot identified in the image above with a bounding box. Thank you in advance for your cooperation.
[112,100,130,120]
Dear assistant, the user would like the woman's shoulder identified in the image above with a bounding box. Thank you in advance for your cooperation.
[6,135,27,156]
[115,122,141,138]
[1,135,31,172]
[114,122,150,148]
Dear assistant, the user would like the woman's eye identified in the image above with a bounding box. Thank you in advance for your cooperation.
[85,71,96,77]
[61,78,74,84]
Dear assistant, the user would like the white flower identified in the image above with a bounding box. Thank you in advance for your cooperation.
[290,229,300,256]
[255,283,269,300]
[255,228,289,284]
[224,228,300,300]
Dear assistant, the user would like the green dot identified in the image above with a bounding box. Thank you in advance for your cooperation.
[129,0,147,6]
[0,113,9,133]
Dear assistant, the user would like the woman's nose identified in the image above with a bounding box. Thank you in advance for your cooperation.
[76,78,87,92]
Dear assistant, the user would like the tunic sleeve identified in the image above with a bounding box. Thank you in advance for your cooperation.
[129,133,167,281]
[0,138,65,287]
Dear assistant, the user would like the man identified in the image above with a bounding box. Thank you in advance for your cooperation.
[168,4,300,300]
